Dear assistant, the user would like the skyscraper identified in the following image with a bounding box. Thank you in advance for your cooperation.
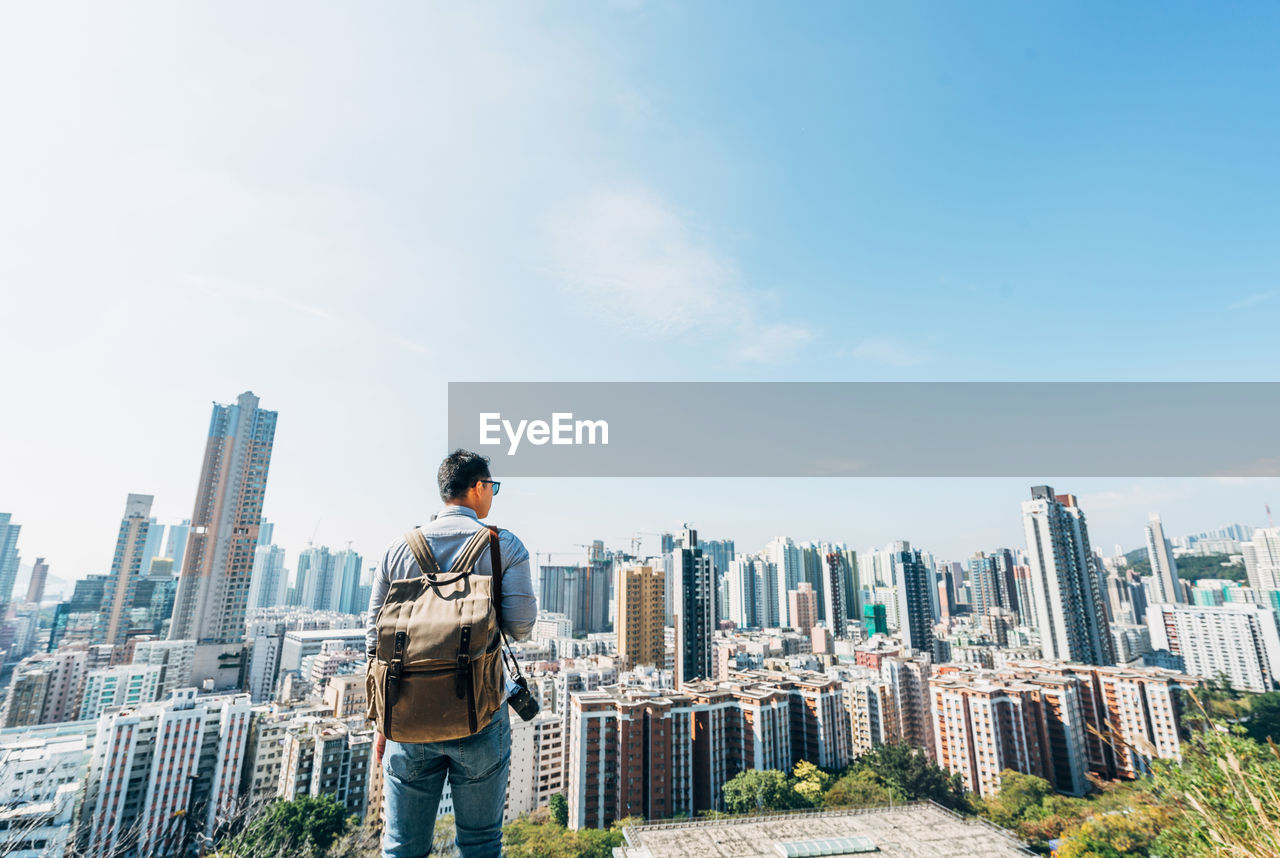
[1022,486,1114,665]
[166,519,191,573]
[766,536,802,628]
[25,557,49,605]
[248,544,288,610]
[334,546,364,614]
[169,392,278,689]
[823,550,849,638]
[788,582,818,633]
[139,518,166,577]
[99,493,155,651]
[1243,527,1280,593]
[1144,513,1183,604]
[617,564,665,669]
[672,527,714,687]
[79,689,251,856]
[895,547,935,658]
[727,554,772,630]
[0,513,21,614]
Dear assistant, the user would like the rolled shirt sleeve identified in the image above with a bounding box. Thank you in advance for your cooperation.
[497,530,537,640]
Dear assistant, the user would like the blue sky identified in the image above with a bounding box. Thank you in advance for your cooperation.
[2,2,1278,589]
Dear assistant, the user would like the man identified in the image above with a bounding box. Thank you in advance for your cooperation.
[367,449,537,858]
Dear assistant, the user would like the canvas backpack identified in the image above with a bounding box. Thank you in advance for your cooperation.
[366,524,507,742]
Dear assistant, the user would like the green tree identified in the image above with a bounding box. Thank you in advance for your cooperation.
[722,769,810,814]
[792,761,833,805]
[548,792,569,827]
[1056,806,1164,858]
[822,769,894,809]
[503,816,624,858]
[219,795,352,858]
[1244,692,1280,745]
[857,743,968,810]
[977,770,1054,830]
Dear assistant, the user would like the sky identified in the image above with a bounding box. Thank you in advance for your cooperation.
[2,2,1279,593]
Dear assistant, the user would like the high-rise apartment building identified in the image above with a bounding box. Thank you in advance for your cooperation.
[617,564,665,669]
[895,547,936,658]
[169,391,278,689]
[131,638,196,698]
[1147,601,1280,693]
[166,519,191,573]
[823,548,853,637]
[333,547,365,615]
[672,528,714,688]
[766,537,803,628]
[296,544,336,612]
[79,689,251,857]
[1243,527,1280,593]
[0,650,89,726]
[0,513,22,614]
[279,719,374,817]
[931,661,1194,798]
[25,556,49,605]
[788,582,818,633]
[99,493,155,651]
[79,664,163,721]
[1144,513,1183,604]
[567,687,695,829]
[248,543,288,610]
[700,539,735,622]
[727,554,772,629]
[1021,486,1114,665]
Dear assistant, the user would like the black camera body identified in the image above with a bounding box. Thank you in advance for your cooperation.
[507,675,540,721]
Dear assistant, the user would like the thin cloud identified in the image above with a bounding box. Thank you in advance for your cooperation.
[1076,484,1192,512]
[849,336,930,368]
[1227,291,1276,311]
[541,186,813,363]
[394,337,430,355]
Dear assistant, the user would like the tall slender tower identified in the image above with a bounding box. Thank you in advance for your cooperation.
[1144,514,1183,604]
[0,513,21,615]
[1022,486,1114,665]
[616,564,665,669]
[169,392,278,690]
[895,547,935,657]
[25,557,49,605]
[99,493,154,650]
[672,527,714,687]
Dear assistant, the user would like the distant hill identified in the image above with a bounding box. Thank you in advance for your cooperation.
[1120,549,1244,584]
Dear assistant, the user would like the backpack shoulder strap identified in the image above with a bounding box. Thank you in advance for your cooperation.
[487,526,503,631]
[404,528,442,578]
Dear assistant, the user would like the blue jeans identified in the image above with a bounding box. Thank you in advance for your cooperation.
[382,706,511,858]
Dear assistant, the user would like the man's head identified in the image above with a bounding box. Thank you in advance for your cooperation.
[438,448,499,519]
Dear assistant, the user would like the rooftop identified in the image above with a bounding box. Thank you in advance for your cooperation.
[617,803,1031,858]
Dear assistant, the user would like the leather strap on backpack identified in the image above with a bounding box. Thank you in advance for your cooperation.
[487,526,503,631]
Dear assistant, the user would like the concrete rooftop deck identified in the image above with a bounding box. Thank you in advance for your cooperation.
[616,802,1032,858]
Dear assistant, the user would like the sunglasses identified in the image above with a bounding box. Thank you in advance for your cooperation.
[478,479,501,496]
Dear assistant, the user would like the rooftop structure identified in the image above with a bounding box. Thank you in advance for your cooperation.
[615,803,1030,858]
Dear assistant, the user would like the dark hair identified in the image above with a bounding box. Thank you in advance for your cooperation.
[438,449,492,501]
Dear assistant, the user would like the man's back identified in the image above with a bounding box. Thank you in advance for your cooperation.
[368,448,537,858]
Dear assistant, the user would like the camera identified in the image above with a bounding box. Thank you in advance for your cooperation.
[507,675,540,721]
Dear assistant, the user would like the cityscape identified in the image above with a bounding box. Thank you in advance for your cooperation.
[0,390,1277,856]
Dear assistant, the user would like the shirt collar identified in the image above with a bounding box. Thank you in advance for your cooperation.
[435,504,479,521]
